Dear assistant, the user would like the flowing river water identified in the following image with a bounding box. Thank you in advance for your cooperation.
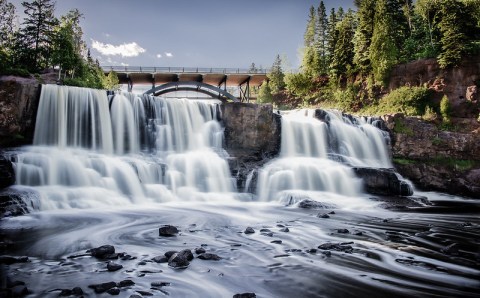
[1,85,479,297]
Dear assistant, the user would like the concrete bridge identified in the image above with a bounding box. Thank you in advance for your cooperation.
[102,66,269,102]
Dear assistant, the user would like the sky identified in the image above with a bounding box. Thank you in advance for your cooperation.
[10,0,355,69]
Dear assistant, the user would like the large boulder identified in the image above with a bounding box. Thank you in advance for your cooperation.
[353,167,413,196]
[0,156,15,189]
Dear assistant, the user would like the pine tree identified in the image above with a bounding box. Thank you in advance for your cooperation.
[20,0,58,71]
[0,0,16,47]
[370,0,398,85]
[437,0,469,68]
[353,0,375,74]
[326,8,337,74]
[257,81,273,104]
[315,1,328,75]
[388,0,409,50]
[268,54,285,93]
[304,6,316,47]
[330,10,355,79]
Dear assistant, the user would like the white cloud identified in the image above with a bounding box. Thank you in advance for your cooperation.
[91,39,146,57]
[165,52,173,57]
[156,53,162,58]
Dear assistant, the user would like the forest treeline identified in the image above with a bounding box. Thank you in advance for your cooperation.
[259,0,480,116]
[0,0,118,89]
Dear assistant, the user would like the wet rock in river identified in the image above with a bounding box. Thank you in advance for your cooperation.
[88,281,117,293]
[11,285,29,296]
[298,199,336,209]
[337,229,350,234]
[59,287,83,296]
[178,249,194,261]
[88,245,116,259]
[151,281,171,287]
[318,242,353,253]
[233,293,256,298]
[244,227,255,234]
[280,227,289,232]
[271,240,282,244]
[168,253,190,269]
[164,251,177,259]
[159,225,179,237]
[118,280,135,287]
[197,253,222,261]
[107,287,120,295]
[107,261,123,271]
[195,247,206,254]
[441,243,460,255]
[317,213,330,218]
[0,256,29,264]
[152,255,168,263]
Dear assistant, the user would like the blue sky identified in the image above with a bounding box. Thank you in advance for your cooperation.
[10,0,355,69]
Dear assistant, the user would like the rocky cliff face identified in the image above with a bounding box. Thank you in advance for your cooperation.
[0,76,41,147]
[386,115,480,198]
[388,55,480,118]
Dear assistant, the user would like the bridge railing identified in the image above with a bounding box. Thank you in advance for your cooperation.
[102,66,271,74]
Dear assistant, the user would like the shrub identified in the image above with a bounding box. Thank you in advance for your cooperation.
[376,86,432,116]
[422,105,438,121]
[440,95,451,123]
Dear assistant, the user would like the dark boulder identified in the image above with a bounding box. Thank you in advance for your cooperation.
[118,280,135,287]
[244,227,255,234]
[0,256,29,265]
[298,199,336,209]
[197,253,222,261]
[87,245,116,259]
[195,247,206,254]
[352,167,413,196]
[168,253,190,269]
[88,281,117,294]
[0,156,15,189]
[159,225,179,237]
[233,293,256,298]
[0,188,39,217]
[107,262,123,272]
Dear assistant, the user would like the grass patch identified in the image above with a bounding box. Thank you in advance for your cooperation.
[393,158,417,165]
[393,118,414,135]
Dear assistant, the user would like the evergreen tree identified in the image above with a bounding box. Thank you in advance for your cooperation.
[268,54,285,93]
[337,7,345,21]
[304,6,316,47]
[0,0,16,69]
[257,81,273,104]
[315,1,328,74]
[248,62,258,73]
[103,70,120,91]
[326,8,337,73]
[370,0,398,84]
[353,0,375,73]
[437,0,471,68]
[302,6,317,76]
[20,0,58,71]
[330,10,355,79]
[388,0,410,50]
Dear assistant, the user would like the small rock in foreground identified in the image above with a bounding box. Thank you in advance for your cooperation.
[107,262,123,272]
[168,253,190,269]
[87,245,116,259]
[244,227,255,234]
[88,281,117,294]
[159,225,179,237]
[233,293,256,298]
[197,253,221,261]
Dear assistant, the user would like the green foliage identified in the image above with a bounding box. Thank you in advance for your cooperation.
[353,0,375,73]
[329,10,355,79]
[257,81,273,104]
[267,54,285,93]
[314,1,329,75]
[422,105,438,121]
[369,86,432,116]
[393,118,414,135]
[284,72,314,98]
[393,158,416,165]
[103,70,120,91]
[440,95,452,123]
[370,0,398,85]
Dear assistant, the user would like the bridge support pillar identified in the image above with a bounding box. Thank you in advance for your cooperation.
[127,78,133,92]
[239,76,251,102]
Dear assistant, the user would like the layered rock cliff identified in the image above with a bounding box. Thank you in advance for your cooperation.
[385,114,480,198]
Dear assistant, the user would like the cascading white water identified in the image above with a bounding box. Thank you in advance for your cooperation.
[14,84,234,209]
[257,109,392,206]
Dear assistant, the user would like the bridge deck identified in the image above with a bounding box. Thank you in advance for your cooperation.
[103,66,268,87]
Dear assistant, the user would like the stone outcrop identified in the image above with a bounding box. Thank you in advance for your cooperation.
[222,103,281,192]
[0,156,15,189]
[0,76,41,147]
[390,115,480,198]
[388,55,480,118]
[352,167,413,196]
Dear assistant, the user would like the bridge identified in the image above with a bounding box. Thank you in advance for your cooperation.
[102,66,269,102]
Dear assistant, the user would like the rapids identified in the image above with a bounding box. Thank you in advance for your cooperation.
[1,85,479,298]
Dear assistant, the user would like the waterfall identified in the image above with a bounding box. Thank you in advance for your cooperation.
[14,84,234,209]
[257,109,391,203]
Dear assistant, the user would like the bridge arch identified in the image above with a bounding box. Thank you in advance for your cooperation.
[144,81,239,102]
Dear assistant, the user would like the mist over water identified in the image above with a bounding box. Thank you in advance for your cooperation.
[2,85,479,297]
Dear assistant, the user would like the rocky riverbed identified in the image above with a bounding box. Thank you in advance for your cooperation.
[1,195,479,298]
